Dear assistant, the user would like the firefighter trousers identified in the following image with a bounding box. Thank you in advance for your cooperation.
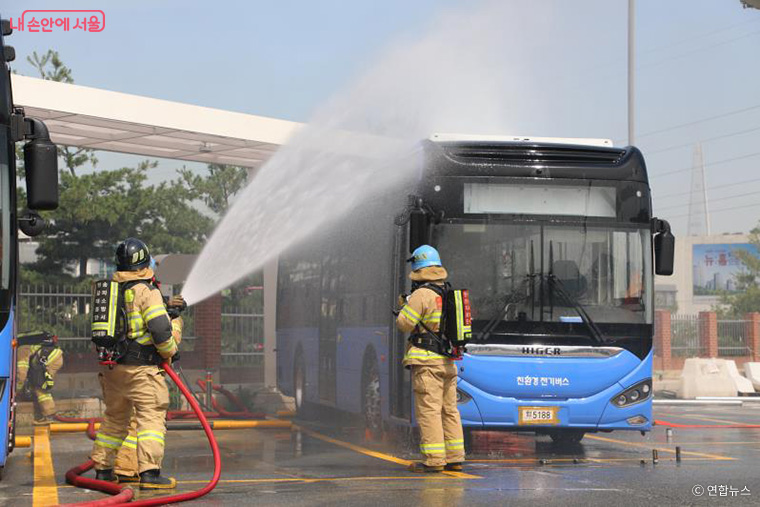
[412,363,465,467]
[34,389,56,418]
[114,416,139,477]
[91,364,169,474]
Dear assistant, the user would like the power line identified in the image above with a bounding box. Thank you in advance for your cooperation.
[636,103,760,140]
[655,175,760,200]
[656,189,760,212]
[639,17,760,56]
[582,18,760,88]
[667,201,760,219]
[646,125,760,155]
[650,151,760,179]
[638,28,760,71]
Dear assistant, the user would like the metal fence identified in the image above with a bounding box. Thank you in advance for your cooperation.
[718,319,751,357]
[668,314,751,358]
[221,306,264,368]
[19,284,93,353]
[670,314,702,357]
[17,285,262,364]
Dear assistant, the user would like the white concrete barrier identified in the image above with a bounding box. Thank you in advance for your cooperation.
[723,360,755,394]
[743,362,760,390]
[679,358,738,398]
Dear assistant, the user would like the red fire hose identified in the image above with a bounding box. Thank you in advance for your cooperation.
[60,361,221,506]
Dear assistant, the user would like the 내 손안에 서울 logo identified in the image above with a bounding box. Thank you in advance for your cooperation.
[9,10,105,33]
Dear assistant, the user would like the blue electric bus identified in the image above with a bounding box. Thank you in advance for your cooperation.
[277,133,674,445]
[0,18,59,474]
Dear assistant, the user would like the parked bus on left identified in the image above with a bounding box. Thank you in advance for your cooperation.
[0,15,60,477]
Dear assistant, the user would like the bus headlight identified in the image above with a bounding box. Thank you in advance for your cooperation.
[611,379,652,408]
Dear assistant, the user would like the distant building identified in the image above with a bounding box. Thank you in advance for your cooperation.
[655,233,759,315]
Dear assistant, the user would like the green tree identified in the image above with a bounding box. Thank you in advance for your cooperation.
[719,224,760,316]
[178,164,249,215]
[21,51,218,280]
[30,162,213,278]
[27,50,97,176]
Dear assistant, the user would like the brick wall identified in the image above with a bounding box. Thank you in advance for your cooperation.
[698,311,718,358]
[654,310,672,370]
[194,294,222,371]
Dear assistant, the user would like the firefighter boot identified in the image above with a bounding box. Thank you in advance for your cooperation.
[33,415,56,426]
[408,462,444,473]
[444,462,464,471]
[117,474,140,484]
[95,469,118,482]
[139,469,176,490]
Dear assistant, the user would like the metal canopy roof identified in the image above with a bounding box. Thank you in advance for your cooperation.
[11,75,302,168]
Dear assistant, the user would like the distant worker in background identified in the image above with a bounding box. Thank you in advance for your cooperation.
[91,238,180,490]
[396,245,465,473]
[16,331,63,425]
[113,257,186,484]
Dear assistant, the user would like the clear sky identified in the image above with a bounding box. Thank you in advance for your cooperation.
[1,0,760,236]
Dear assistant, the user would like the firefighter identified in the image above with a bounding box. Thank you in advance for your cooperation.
[396,245,465,472]
[91,238,179,489]
[114,294,185,484]
[16,331,63,425]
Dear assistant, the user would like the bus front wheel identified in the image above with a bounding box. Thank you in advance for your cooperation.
[549,430,585,446]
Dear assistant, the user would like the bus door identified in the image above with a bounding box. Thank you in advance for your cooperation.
[389,225,412,421]
[318,253,339,405]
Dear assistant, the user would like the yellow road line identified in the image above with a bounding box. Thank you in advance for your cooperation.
[293,424,481,479]
[33,425,59,507]
[470,457,717,463]
[586,434,735,461]
[177,475,473,485]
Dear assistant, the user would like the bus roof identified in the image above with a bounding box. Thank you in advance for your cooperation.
[429,133,614,148]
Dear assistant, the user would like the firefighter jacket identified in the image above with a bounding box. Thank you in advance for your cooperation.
[113,268,177,360]
[397,266,453,368]
[16,343,63,388]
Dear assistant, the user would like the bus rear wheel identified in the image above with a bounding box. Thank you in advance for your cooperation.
[362,358,382,440]
[549,430,585,446]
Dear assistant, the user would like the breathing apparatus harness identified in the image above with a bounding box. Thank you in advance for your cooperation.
[91,278,185,367]
[397,281,472,359]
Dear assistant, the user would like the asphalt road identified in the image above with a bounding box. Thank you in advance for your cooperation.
[4,404,760,506]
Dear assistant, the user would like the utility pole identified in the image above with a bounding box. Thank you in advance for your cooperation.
[628,0,635,146]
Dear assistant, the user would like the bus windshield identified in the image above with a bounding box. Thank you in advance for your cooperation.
[432,221,652,343]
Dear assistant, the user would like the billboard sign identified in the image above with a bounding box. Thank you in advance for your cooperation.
[692,243,760,297]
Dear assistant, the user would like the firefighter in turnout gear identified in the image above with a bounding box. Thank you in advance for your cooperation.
[16,331,63,425]
[113,292,185,484]
[396,245,465,473]
[91,238,179,489]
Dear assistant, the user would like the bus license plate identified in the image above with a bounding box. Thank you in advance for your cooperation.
[518,406,559,425]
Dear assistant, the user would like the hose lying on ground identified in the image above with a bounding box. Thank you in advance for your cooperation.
[59,361,221,506]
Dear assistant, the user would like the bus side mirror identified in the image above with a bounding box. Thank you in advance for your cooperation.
[409,209,429,253]
[18,210,46,237]
[653,218,675,276]
[23,118,59,211]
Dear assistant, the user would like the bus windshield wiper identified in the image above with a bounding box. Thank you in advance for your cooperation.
[546,274,604,343]
[478,276,535,342]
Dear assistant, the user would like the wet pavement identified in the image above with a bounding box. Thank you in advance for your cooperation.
[3,404,760,506]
